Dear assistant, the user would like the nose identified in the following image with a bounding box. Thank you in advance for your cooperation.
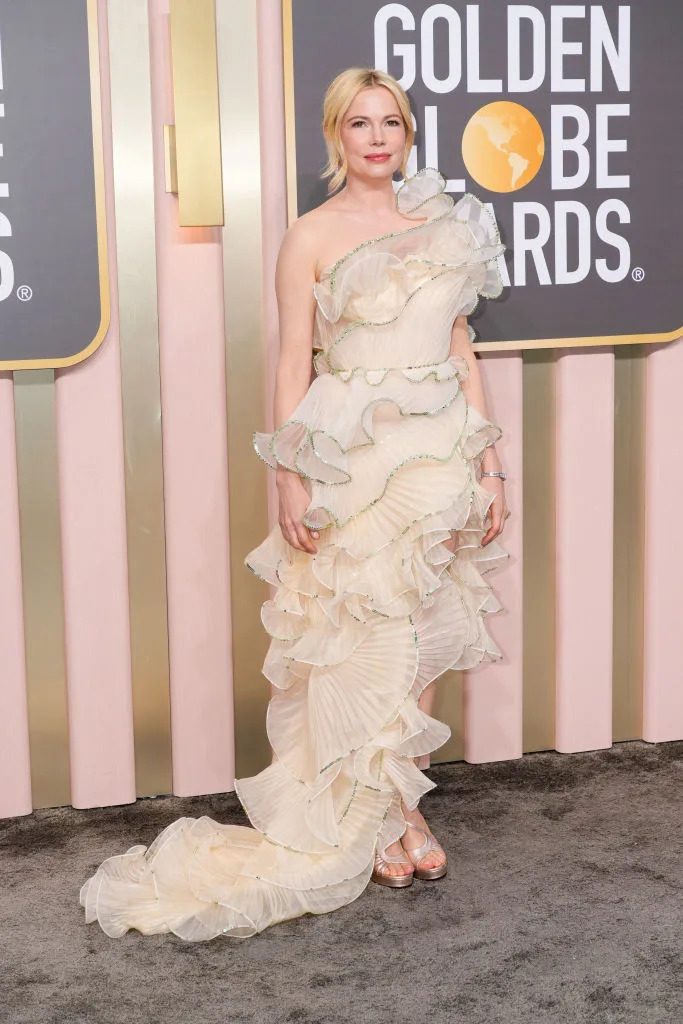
[370,122,385,146]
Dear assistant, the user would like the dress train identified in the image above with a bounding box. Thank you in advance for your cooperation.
[80,168,508,940]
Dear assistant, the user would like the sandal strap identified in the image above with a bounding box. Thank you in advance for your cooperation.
[402,824,445,868]
[375,846,413,871]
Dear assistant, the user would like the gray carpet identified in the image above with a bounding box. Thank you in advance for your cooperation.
[1,741,681,1024]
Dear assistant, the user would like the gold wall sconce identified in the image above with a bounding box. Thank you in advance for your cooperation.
[165,0,224,226]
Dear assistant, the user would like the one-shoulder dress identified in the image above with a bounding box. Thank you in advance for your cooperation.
[80,168,509,941]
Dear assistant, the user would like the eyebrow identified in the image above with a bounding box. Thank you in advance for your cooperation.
[345,112,401,120]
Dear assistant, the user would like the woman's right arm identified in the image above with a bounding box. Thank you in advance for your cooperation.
[273,219,319,554]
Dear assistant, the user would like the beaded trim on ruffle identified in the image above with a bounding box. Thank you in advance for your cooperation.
[316,168,505,296]
[254,362,473,484]
[319,167,454,290]
[320,265,486,373]
[300,420,502,532]
[311,178,506,372]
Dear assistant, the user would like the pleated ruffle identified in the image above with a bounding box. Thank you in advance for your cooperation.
[312,168,505,375]
[79,167,509,941]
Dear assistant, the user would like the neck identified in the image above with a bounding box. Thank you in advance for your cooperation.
[341,172,397,211]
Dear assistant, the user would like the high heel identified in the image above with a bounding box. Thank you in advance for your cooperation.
[401,824,447,880]
[371,844,415,888]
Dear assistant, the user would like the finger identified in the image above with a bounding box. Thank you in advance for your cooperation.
[294,518,315,549]
[295,521,317,554]
[482,507,501,546]
[283,525,305,552]
[281,520,307,553]
[491,506,509,540]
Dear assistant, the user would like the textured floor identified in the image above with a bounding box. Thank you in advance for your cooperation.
[1,741,681,1024]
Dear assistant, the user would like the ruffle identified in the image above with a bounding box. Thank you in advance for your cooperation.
[254,361,500,558]
[80,398,507,940]
[312,168,505,372]
[254,356,468,485]
[80,169,509,942]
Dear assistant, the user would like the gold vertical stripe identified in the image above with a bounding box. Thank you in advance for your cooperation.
[612,346,646,740]
[522,351,557,752]
[13,370,70,808]
[281,0,298,224]
[216,0,271,778]
[108,1,172,796]
[169,0,224,227]
[431,672,465,763]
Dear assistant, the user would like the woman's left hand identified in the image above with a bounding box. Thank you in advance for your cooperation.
[480,476,510,546]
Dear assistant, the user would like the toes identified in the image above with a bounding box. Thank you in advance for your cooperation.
[420,852,445,869]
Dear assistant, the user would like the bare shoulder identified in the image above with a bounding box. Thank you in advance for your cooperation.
[278,198,345,274]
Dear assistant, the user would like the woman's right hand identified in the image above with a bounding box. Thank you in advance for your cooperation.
[276,468,319,554]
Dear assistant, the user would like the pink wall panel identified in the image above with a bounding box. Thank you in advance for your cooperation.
[0,372,32,818]
[465,353,524,763]
[555,349,614,753]
[149,0,235,796]
[54,1,135,810]
[643,336,683,741]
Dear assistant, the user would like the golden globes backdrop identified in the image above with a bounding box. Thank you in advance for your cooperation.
[285,0,683,350]
[0,0,108,368]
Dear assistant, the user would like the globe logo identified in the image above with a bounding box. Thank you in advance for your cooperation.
[461,101,545,193]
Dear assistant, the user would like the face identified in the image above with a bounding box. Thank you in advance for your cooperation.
[339,86,407,183]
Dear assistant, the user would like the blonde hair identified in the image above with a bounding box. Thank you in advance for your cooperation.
[322,68,414,194]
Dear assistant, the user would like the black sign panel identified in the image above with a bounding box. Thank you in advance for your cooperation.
[0,0,108,367]
[287,1,683,348]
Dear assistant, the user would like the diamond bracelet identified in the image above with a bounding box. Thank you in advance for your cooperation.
[481,470,507,480]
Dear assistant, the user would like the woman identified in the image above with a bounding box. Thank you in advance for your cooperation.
[80,68,509,941]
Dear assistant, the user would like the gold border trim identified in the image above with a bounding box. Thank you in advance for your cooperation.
[474,327,683,353]
[0,0,111,371]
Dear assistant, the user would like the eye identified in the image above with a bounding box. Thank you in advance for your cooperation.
[350,119,366,128]
[386,119,401,127]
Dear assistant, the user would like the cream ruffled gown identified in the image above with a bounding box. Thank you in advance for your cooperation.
[80,168,509,941]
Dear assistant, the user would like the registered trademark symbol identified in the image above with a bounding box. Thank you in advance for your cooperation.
[631,267,645,282]
[16,285,33,301]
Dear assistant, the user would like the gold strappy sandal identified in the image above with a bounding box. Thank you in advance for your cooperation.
[401,823,447,880]
[371,844,415,888]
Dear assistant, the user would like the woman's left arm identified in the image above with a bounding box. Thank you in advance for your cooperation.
[449,314,509,546]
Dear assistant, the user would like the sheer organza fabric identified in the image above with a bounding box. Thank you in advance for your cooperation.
[80,168,508,941]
